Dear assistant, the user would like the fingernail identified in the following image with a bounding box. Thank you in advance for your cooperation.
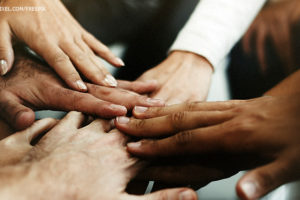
[147,98,165,105]
[116,57,125,66]
[240,181,257,199]
[179,190,195,200]
[134,106,148,113]
[76,80,87,91]
[110,104,127,112]
[104,74,118,87]
[0,60,8,76]
[127,142,141,148]
[116,116,130,124]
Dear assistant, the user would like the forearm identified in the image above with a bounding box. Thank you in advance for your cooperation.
[170,0,267,68]
[265,69,300,96]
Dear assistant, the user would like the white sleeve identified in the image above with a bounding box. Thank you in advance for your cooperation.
[169,0,266,68]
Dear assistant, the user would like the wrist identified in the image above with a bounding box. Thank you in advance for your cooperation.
[169,50,214,73]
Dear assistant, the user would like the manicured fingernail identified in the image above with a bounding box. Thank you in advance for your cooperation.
[110,104,127,112]
[147,98,165,105]
[104,74,118,87]
[116,57,125,66]
[179,190,195,200]
[240,181,257,199]
[127,142,141,149]
[134,106,148,113]
[116,116,130,124]
[0,60,8,75]
[76,80,87,91]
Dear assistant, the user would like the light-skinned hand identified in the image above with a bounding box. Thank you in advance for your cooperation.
[137,51,213,105]
[0,112,197,200]
[0,0,124,91]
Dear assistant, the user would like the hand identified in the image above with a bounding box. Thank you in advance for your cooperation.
[0,118,57,167]
[0,52,164,130]
[0,112,197,200]
[115,96,300,200]
[0,0,124,91]
[242,0,300,71]
[137,51,213,105]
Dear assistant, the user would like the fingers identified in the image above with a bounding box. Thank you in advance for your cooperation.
[45,87,127,118]
[255,24,268,71]
[0,92,35,130]
[87,83,164,110]
[242,22,256,55]
[126,188,197,200]
[60,39,117,87]
[55,111,86,130]
[83,118,112,133]
[21,118,58,143]
[0,23,14,76]
[126,125,225,157]
[133,100,244,119]
[116,111,231,137]
[37,43,88,92]
[236,160,291,200]
[83,32,125,67]
[117,80,158,94]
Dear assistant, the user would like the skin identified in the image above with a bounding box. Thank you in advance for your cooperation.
[0,112,197,200]
[0,51,164,131]
[0,0,124,90]
[137,51,213,105]
[115,70,300,199]
[242,0,300,72]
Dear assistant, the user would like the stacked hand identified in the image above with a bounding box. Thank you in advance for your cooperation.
[0,112,197,200]
[116,95,300,200]
[0,0,123,90]
[243,0,300,71]
[137,51,213,105]
[0,51,164,130]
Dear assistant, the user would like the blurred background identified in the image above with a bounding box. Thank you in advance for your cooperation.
[37,0,300,199]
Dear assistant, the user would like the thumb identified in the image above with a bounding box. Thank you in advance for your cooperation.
[0,23,14,76]
[20,118,58,143]
[0,92,35,130]
[236,161,291,200]
[127,188,197,200]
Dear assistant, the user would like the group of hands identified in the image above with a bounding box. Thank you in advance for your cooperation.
[0,53,300,200]
[0,0,300,199]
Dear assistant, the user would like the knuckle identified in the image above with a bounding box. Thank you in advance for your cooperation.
[169,112,187,131]
[75,53,87,63]
[231,106,245,114]
[229,118,252,134]
[72,94,88,111]
[134,119,146,129]
[186,101,201,111]
[0,46,8,56]
[53,52,70,64]
[174,131,194,146]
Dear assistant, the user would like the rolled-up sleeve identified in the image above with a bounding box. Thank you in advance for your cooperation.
[170,0,267,68]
